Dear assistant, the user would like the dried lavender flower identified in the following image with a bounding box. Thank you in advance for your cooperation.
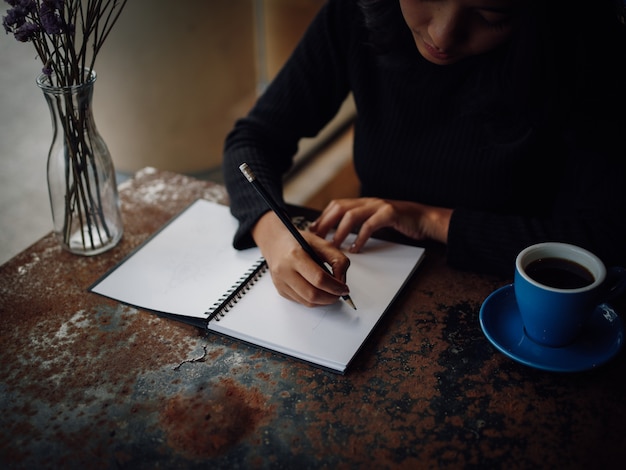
[13,20,38,41]
[2,0,128,86]
[39,0,65,34]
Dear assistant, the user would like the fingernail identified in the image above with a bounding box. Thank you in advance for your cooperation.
[349,243,358,253]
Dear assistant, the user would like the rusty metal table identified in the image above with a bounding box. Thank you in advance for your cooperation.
[1,168,625,469]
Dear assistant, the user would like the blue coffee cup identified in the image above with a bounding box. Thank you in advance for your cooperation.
[514,242,626,347]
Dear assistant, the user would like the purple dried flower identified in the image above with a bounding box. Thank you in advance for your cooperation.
[40,0,65,34]
[45,0,65,9]
[7,0,36,12]
[4,0,128,86]
[2,7,26,30]
[2,14,17,34]
[6,0,34,8]
[13,21,39,42]
[2,0,36,34]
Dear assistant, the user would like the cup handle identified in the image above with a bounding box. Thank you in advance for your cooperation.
[603,266,626,302]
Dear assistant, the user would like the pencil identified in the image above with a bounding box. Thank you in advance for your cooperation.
[239,163,357,310]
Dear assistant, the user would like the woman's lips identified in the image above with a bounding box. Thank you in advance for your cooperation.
[422,41,454,62]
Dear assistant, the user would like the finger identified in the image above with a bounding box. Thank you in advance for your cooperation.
[298,251,350,295]
[276,267,344,307]
[311,199,356,238]
[331,199,390,249]
[332,205,372,247]
[348,208,392,252]
[269,258,341,307]
[274,280,320,307]
[314,240,351,285]
[277,241,349,306]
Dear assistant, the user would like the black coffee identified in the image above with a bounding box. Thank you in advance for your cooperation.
[525,257,595,289]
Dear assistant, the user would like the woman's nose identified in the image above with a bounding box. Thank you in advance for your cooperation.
[429,8,465,51]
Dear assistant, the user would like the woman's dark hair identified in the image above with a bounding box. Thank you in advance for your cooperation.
[357,0,626,145]
[357,0,409,56]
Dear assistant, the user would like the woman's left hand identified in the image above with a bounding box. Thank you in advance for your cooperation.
[309,198,453,252]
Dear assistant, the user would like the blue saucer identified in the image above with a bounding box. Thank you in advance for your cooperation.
[479,284,624,372]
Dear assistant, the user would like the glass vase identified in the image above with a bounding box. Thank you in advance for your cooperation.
[37,69,123,256]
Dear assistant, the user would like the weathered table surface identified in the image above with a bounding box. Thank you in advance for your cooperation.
[1,167,625,469]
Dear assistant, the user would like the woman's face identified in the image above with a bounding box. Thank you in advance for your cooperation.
[399,0,521,65]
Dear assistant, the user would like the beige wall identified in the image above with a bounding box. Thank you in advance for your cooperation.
[260,0,326,83]
[93,0,324,175]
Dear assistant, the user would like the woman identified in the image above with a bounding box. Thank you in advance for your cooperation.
[223,0,626,307]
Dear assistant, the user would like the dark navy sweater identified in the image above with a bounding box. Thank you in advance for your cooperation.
[223,0,626,276]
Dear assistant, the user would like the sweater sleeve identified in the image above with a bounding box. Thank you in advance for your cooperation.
[446,120,626,276]
[222,0,354,249]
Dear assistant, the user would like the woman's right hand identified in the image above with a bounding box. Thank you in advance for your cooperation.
[251,211,351,307]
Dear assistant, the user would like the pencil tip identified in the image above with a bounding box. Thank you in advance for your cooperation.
[345,297,357,310]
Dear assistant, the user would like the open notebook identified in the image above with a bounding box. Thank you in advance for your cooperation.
[90,199,425,373]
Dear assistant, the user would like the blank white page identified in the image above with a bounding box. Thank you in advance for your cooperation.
[91,200,262,317]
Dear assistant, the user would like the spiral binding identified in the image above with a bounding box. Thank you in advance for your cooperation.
[204,216,311,323]
[205,257,268,322]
